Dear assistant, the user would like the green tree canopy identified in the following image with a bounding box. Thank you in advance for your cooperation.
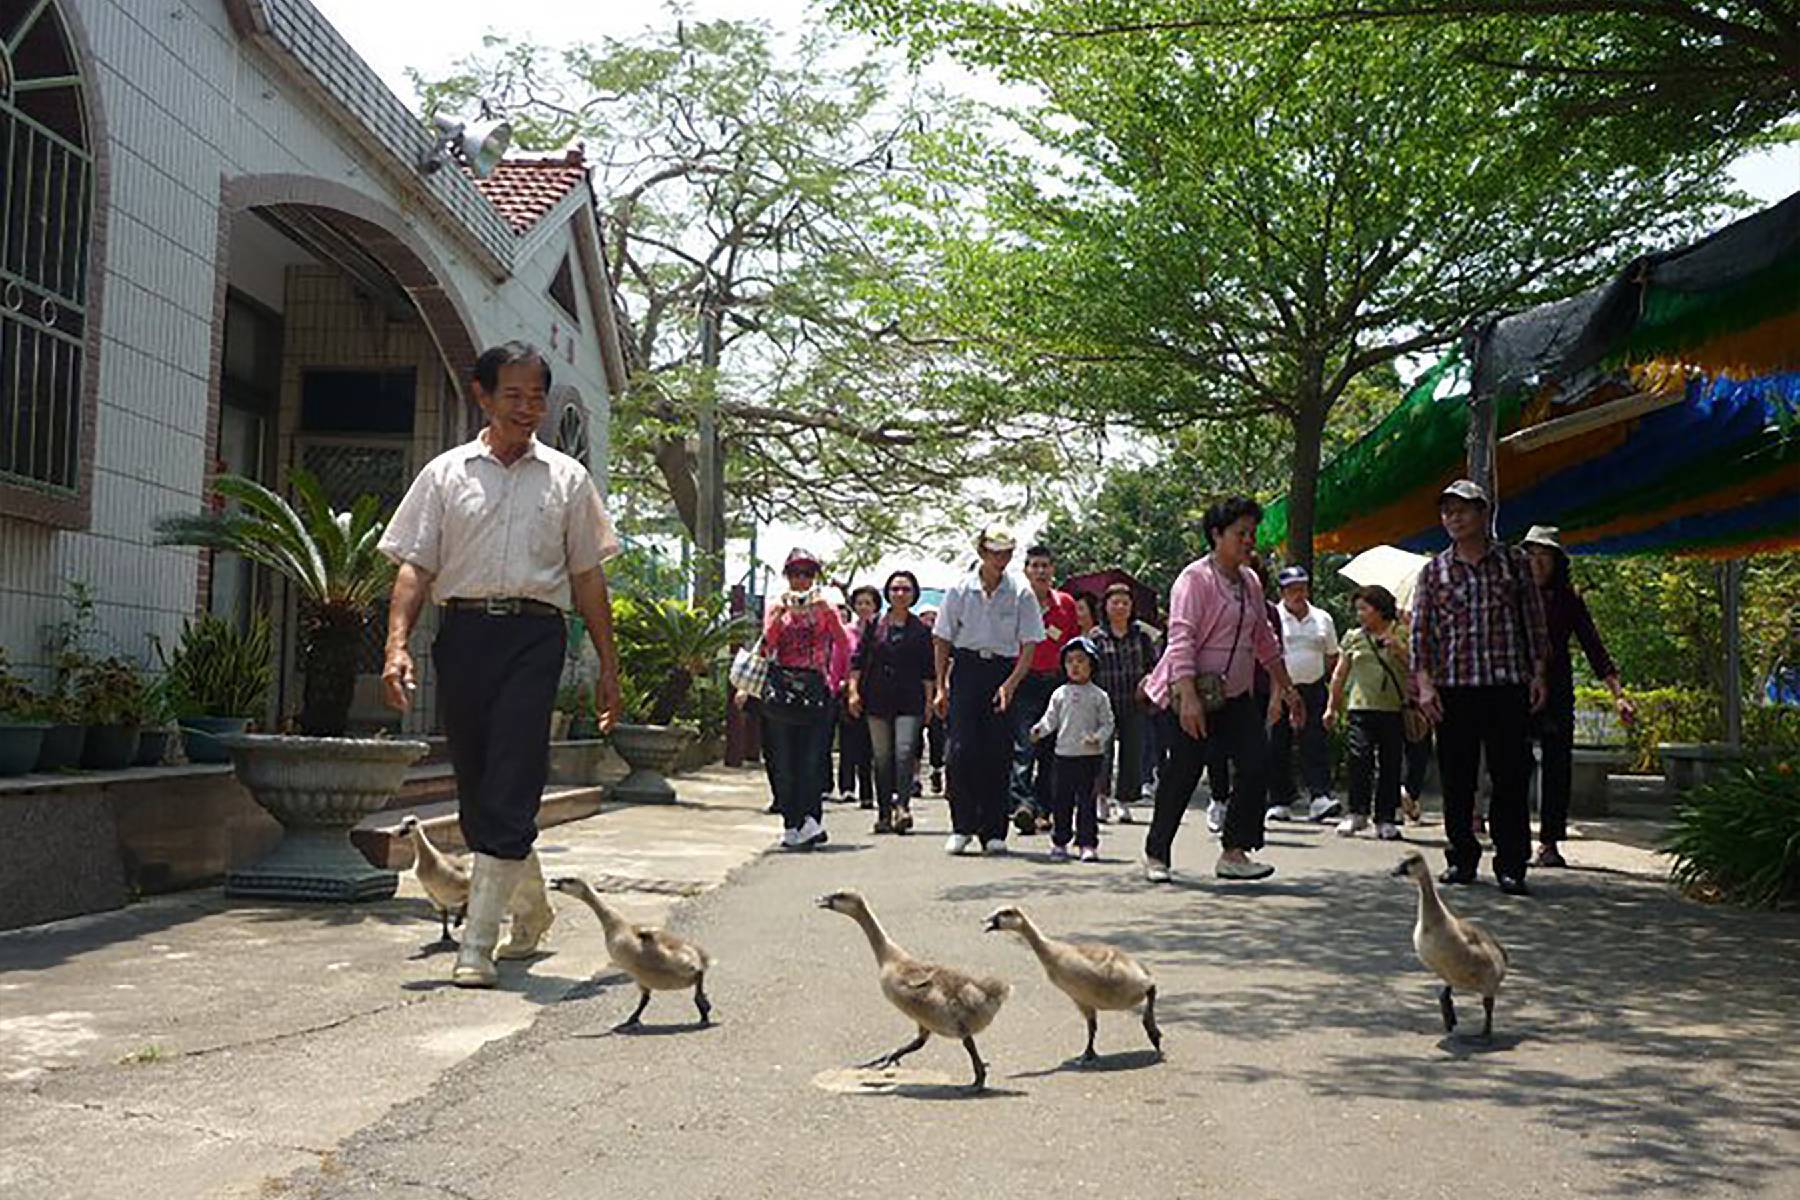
[837,1,1752,569]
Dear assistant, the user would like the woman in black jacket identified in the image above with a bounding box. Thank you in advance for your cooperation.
[846,570,938,834]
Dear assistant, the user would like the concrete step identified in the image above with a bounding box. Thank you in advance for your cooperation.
[351,783,607,870]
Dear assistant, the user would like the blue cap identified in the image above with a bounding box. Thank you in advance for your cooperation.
[1061,635,1099,667]
[1277,565,1309,587]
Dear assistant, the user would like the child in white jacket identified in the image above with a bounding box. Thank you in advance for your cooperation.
[1030,637,1115,861]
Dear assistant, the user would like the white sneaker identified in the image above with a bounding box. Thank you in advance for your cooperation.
[797,816,828,846]
[781,827,802,848]
[1335,813,1369,837]
[984,839,1009,856]
[1215,854,1275,880]
[1307,795,1342,822]
[1206,800,1227,834]
[1265,803,1293,822]
[1143,855,1172,883]
[944,833,971,856]
[1114,801,1136,825]
[1376,822,1402,841]
[1095,801,1111,825]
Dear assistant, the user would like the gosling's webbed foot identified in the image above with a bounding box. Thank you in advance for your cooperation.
[613,1017,643,1033]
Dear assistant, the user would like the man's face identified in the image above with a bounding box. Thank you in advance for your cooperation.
[475,360,548,449]
[978,545,1014,574]
[1023,554,1054,589]
[1281,582,1310,610]
[1439,497,1487,542]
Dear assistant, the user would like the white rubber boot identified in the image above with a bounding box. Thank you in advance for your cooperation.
[497,850,555,960]
[453,853,525,988]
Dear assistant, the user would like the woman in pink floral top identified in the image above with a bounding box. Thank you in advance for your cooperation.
[1141,496,1306,883]
[760,548,851,849]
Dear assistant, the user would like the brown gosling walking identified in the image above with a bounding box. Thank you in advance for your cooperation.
[400,815,469,945]
[551,877,713,1028]
[817,890,1010,1091]
[983,906,1161,1063]
[1392,850,1509,1040]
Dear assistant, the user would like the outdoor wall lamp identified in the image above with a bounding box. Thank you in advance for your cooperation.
[418,111,513,178]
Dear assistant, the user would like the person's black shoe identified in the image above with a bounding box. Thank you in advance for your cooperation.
[1437,867,1476,886]
[1498,875,1531,897]
[1012,806,1038,835]
[930,769,943,794]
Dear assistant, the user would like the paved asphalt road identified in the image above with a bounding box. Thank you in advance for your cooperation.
[282,796,1800,1200]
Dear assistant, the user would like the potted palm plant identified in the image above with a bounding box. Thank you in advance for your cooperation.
[154,614,275,763]
[608,596,746,804]
[156,470,427,901]
[0,649,48,778]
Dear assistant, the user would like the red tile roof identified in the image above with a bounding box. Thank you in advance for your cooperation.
[472,150,591,235]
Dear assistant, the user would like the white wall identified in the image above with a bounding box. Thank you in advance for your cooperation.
[0,0,614,678]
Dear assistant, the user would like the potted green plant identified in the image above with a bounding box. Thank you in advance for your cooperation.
[132,672,177,767]
[156,470,427,902]
[0,649,49,778]
[155,614,275,764]
[37,582,99,770]
[607,596,746,804]
[74,655,148,770]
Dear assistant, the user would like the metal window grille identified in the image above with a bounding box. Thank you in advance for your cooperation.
[0,1,92,493]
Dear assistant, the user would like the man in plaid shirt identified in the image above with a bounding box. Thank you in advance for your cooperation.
[1411,479,1549,896]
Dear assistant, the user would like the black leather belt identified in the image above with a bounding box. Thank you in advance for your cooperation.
[444,597,562,618]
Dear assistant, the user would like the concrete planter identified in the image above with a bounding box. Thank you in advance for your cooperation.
[0,723,48,777]
[1568,747,1634,817]
[608,723,697,805]
[1658,742,1746,795]
[179,716,252,764]
[218,733,429,902]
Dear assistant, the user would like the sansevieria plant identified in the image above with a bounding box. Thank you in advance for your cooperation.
[156,470,394,737]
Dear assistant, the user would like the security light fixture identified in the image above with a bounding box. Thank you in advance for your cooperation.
[418,110,513,179]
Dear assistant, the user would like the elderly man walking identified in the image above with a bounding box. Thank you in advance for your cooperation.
[379,341,623,987]
[1268,565,1339,822]
[933,525,1045,856]
[1412,479,1549,896]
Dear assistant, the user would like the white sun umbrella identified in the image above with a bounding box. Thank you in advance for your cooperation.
[1338,545,1431,613]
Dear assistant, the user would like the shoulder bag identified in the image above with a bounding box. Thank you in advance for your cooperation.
[1194,574,1246,714]
[728,635,770,699]
[1368,632,1429,743]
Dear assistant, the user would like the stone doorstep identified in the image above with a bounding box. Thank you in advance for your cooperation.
[351,784,607,871]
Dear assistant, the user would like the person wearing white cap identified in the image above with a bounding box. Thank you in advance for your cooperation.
[1269,564,1339,822]
[932,524,1046,855]
[1521,525,1635,868]
[1411,480,1549,896]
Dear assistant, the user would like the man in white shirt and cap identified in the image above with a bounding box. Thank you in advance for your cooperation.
[1269,565,1340,822]
[378,341,623,988]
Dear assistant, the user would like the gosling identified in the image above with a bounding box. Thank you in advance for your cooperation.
[399,815,469,944]
[817,890,1010,1091]
[1392,850,1509,1040]
[984,905,1161,1062]
[551,877,713,1028]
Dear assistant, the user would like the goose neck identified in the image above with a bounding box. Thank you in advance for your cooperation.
[848,905,901,966]
[1415,873,1452,926]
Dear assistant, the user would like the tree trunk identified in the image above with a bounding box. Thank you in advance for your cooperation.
[299,606,365,737]
[653,435,701,541]
[1285,394,1328,575]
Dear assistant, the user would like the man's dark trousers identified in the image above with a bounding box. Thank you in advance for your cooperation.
[434,608,563,860]
[947,651,1017,843]
[1437,684,1533,880]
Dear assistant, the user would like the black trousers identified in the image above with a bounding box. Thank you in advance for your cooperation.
[1437,685,1533,879]
[946,651,1017,842]
[836,709,875,802]
[1146,695,1268,863]
[1404,729,1433,797]
[1269,679,1332,802]
[433,608,564,860]
[766,705,832,830]
[926,715,946,769]
[1534,690,1576,844]
[1347,709,1403,823]
[1052,755,1103,848]
[1205,686,1269,810]
[1010,670,1060,814]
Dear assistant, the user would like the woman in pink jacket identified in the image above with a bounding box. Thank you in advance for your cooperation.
[761,548,851,850]
[1140,497,1307,883]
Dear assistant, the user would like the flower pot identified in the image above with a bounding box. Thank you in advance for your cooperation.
[0,722,48,777]
[218,733,429,902]
[607,722,698,805]
[81,723,141,770]
[549,710,572,742]
[35,723,87,771]
[179,716,251,764]
[133,728,172,767]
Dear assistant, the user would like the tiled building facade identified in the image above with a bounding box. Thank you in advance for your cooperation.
[0,0,627,729]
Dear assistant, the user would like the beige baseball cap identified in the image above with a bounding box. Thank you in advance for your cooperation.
[976,524,1018,552]
[1439,478,1491,506]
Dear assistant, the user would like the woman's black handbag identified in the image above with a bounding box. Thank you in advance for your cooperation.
[763,663,831,722]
